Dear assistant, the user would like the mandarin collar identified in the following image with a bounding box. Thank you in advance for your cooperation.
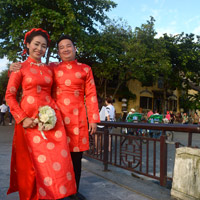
[61,59,77,65]
[26,56,42,64]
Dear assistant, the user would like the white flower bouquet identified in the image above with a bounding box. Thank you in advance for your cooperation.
[34,105,57,139]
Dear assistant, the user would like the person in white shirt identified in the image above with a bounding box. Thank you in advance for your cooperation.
[105,97,115,122]
[0,101,8,126]
[105,97,116,151]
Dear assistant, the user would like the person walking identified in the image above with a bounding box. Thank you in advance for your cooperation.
[6,28,76,200]
[0,100,8,126]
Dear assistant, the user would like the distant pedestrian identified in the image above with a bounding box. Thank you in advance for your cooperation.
[105,97,115,151]
[182,113,189,124]
[192,112,199,124]
[170,111,175,124]
[0,101,8,126]
[7,106,13,125]
[147,109,153,118]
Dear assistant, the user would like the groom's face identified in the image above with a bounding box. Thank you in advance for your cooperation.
[58,39,76,62]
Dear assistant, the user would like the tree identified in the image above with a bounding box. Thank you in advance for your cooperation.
[81,18,134,99]
[0,0,117,63]
[163,33,200,110]
[0,69,9,102]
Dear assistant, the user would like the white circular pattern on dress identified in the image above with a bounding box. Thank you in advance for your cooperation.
[91,96,97,103]
[27,96,35,104]
[56,87,62,95]
[57,70,64,77]
[44,177,53,186]
[73,108,79,115]
[66,172,72,181]
[90,79,95,85]
[93,113,99,120]
[67,136,71,143]
[39,188,46,196]
[75,72,82,78]
[38,155,46,163]
[33,136,41,144]
[73,127,79,135]
[82,137,87,144]
[28,146,32,153]
[9,86,17,94]
[30,68,38,74]
[73,147,80,152]
[65,79,71,86]
[26,77,32,83]
[45,96,50,103]
[59,185,67,195]
[74,90,79,97]
[53,162,61,171]
[55,130,62,138]
[37,85,41,93]
[44,76,51,83]
[64,98,70,105]
[48,69,52,75]
[84,67,89,73]
[66,64,72,69]
[61,149,68,157]
[47,142,55,150]
[64,117,70,124]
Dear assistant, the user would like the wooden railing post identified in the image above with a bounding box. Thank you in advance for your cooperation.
[160,132,167,186]
[103,126,109,171]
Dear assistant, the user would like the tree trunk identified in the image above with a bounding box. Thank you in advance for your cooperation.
[112,81,122,99]
[104,79,107,99]
[46,49,51,65]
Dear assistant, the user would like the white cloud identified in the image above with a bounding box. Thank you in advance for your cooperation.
[156,27,178,38]
[193,25,200,36]
[0,57,9,72]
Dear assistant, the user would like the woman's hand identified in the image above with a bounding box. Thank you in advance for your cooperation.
[10,62,21,72]
[22,118,37,128]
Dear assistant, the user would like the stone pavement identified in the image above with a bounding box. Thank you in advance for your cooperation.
[0,124,174,200]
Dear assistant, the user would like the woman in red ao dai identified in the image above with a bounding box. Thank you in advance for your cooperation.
[5,28,76,200]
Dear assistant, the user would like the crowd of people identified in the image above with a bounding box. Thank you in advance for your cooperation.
[121,108,200,125]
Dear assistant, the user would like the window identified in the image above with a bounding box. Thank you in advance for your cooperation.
[140,97,152,109]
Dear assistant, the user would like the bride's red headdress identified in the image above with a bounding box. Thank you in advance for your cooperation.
[22,28,51,55]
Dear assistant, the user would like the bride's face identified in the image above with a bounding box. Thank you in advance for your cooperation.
[27,35,47,62]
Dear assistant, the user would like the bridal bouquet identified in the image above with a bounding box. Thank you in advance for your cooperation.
[34,105,57,139]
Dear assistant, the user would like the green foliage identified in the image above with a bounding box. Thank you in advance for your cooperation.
[0,0,117,62]
[0,69,9,102]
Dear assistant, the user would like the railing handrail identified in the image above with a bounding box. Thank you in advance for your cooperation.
[98,121,200,133]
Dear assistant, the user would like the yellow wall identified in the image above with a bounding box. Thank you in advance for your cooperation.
[113,79,181,115]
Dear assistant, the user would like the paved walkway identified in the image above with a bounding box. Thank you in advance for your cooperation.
[0,125,174,200]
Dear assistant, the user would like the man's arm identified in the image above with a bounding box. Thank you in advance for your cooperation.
[9,62,21,72]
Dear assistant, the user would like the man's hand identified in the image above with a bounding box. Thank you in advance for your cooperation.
[10,62,21,72]
[22,118,37,128]
[88,123,97,135]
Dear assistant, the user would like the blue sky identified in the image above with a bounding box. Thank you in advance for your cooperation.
[108,0,200,37]
[1,0,200,72]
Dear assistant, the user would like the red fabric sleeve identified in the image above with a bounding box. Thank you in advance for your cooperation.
[5,70,27,124]
[84,66,100,123]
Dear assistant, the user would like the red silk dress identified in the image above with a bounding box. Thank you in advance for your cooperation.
[51,60,100,152]
[5,57,76,200]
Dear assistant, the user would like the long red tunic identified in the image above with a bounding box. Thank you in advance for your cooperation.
[5,57,76,199]
[51,60,100,152]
